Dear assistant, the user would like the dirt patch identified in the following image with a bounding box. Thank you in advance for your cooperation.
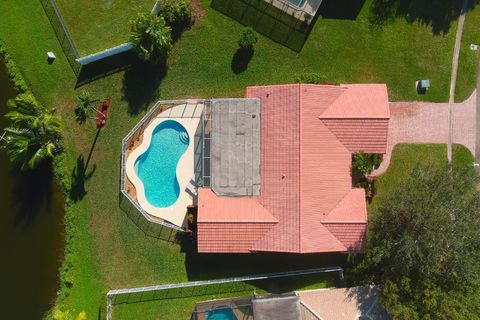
[360,63,376,83]
[191,0,206,23]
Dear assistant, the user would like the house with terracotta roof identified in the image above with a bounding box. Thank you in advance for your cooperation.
[196,83,390,254]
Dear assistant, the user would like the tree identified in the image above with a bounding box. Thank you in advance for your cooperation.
[158,0,193,31]
[238,27,258,50]
[352,153,382,176]
[74,91,96,124]
[2,93,62,170]
[355,164,480,318]
[130,11,172,64]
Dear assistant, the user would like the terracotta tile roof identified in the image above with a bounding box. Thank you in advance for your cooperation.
[322,119,389,154]
[197,84,389,254]
[322,189,367,223]
[197,222,277,253]
[323,223,367,252]
[320,84,390,119]
[197,188,277,223]
[297,286,388,320]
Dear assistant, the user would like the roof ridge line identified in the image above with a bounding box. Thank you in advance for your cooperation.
[317,86,348,118]
[319,118,352,154]
[322,221,367,224]
[298,83,303,253]
[324,189,357,220]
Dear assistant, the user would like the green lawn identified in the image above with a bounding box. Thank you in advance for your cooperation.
[0,0,479,319]
[371,144,475,210]
[111,271,340,319]
[456,3,480,102]
[55,0,156,56]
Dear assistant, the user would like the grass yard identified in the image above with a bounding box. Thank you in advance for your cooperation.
[371,144,475,210]
[111,271,340,320]
[0,0,479,319]
[456,3,480,102]
[55,0,156,56]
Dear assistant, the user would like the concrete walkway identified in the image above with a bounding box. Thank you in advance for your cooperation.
[372,91,477,176]
[476,62,480,161]
[448,0,469,161]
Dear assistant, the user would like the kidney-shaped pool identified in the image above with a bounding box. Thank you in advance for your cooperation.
[126,114,200,227]
[134,120,189,207]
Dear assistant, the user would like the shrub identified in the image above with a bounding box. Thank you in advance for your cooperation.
[296,72,327,84]
[0,40,28,93]
[130,11,172,64]
[352,153,382,176]
[238,27,258,50]
[158,0,193,30]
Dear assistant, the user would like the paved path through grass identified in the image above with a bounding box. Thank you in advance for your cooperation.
[476,62,480,163]
[372,92,477,176]
[448,0,470,161]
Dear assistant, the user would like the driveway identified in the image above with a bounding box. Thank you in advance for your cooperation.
[372,91,477,176]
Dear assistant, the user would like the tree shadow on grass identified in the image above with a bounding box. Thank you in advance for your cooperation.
[122,59,168,115]
[231,47,254,74]
[11,161,57,228]
[319,0,366,20]
[70,155,96,202]
[369,0,480,35]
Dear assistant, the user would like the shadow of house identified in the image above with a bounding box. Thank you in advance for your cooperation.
[211,0,320,52]
[369,0,480,35]
[184,250,347,284]
[319,0,366,20]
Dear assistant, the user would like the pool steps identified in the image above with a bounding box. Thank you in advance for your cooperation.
[179,131,190,144]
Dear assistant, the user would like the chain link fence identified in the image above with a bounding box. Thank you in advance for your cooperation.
[211,0,321,52]
[107,267,343,320]
[39,0,80,75]
[120,99,209,239]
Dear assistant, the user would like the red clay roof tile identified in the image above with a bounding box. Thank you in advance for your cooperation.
[197,83,389,254]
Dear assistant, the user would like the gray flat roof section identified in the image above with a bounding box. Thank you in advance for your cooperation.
[211,98,261,197]
[252,295,302,320]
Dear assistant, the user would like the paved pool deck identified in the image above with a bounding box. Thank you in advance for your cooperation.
[125,102,203,227]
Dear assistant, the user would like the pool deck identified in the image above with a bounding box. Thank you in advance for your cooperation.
[125,102,204,227]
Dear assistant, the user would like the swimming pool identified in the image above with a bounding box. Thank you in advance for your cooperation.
[134,120,189,208]
[205,307,238,320]
[125,110,202,227]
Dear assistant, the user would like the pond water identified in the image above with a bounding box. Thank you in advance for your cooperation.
[0,58,65,319]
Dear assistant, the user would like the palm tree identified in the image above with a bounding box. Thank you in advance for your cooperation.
[2,93,62,170]
[130,11,172,64]
[74,90,96,124]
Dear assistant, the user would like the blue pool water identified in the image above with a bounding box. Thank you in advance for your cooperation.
[205,307,238,320]
[135,120,189,208]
